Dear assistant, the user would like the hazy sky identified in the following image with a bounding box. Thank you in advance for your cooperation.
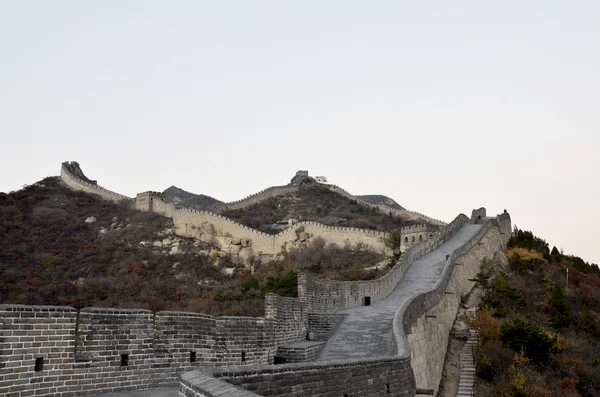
[1,1,599,264]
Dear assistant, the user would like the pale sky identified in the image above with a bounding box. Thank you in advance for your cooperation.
[1,1,599,265]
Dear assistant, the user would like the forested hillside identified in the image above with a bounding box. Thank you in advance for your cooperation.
[473,228,600,397]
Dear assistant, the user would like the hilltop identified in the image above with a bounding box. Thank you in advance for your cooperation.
[220,183,419,234]
[163,185,406,213]
[0,177,385,316]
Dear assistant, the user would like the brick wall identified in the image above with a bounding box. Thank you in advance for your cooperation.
[307,313,348,341]
[275,341,325,363]
[0,305,77,396]
[264,294,307,345]
[181,357,416,397]
[214,317,276,366]
[0,304,287,396]
[152,311,216,385]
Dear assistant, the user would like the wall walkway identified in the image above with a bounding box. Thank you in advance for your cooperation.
[317,225,482,361]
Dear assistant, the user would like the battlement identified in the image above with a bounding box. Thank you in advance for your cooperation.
[58,161,450,258]
[60,162,133,203]
[136,191,165,197]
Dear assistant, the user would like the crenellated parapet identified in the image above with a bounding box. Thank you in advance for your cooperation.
[60,162,133,203]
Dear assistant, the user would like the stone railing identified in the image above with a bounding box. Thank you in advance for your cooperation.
[298,213,470,312]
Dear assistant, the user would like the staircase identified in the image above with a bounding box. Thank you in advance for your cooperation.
[456,329,478,397]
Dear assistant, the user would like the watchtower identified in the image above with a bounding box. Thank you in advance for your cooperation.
[135,191,164,212]
[290,170,310,186]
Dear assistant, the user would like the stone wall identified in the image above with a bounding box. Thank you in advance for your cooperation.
[60,162,132,203]
[0,304,285,397]
[307,313,348,341]
[215,317,276,365]
[180,357,416,397]
[323,183,446,226]
[59,162,448,260]
[152,311,216,385]
[221,186,300,211]
[298,213,470,313]
[0,305,77,396]
[216,174,446,227]
[393,214,510,395]
[75,307,155,391]
[264,294,307,346]
[137,194,390,257]
[275,341,325,363]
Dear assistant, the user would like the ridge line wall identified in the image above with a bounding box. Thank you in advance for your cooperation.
[59,162,440,256]
[60,162,133,203]
[143,195,390,255]
[298,213,470,312]
[221,179,446,226]
[222,185,300,210]
[323,183,446,225]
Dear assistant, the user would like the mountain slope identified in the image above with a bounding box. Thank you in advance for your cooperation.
[220,184,421,234]
[357,194,405,210]
[162,186,223,212]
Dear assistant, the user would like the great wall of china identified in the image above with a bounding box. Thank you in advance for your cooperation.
[60,162,441,255]
[0,162,512,397]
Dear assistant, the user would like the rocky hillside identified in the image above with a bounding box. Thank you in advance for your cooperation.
[221,183,421,234]
[0,178,385,316]
[356,194,405,210]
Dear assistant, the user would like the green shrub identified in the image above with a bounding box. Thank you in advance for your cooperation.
[264,271,298,297]
[500,317,557,364]
[549,284,574,329]
[580,310,600,339]
[507,227,549,255]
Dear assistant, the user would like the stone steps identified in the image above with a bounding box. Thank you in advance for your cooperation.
[455,329,478,397]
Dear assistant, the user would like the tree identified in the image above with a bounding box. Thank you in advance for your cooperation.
[383,228,402,254]
[500,317,557,363]
[549,284,574,329]
[507,227,549,255]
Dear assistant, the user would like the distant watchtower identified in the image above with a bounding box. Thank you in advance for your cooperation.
[135,191,164,212]
[290,170,310,186]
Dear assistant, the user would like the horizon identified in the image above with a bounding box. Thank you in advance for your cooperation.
[1,1,598,265]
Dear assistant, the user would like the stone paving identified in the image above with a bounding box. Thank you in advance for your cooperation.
[81,388,178,397]
[318,224,482,361]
